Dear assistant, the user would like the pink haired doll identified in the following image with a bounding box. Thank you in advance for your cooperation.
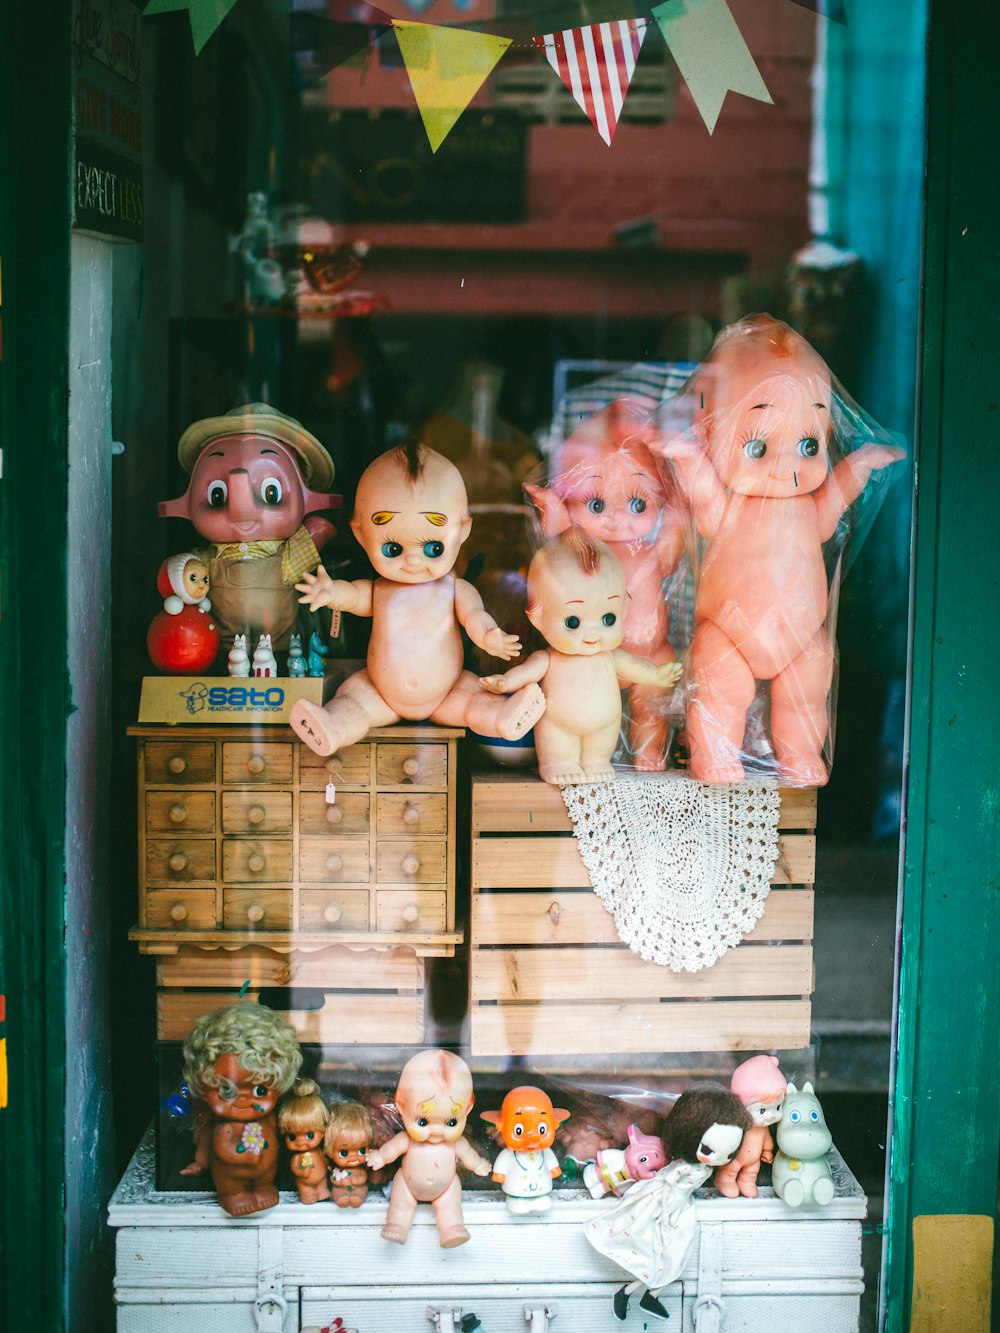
[714,1054,787,1199]
[582,1122,667,1199]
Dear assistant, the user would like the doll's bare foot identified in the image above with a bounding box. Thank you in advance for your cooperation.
[777,753,828,787]
[495,684,545,740]
[438,1224,471,1248]
[539,762,587,786]
[692,759,746,784]
[289,699,339,755]
[380,1223,410,1244]
[252,1186,279,1212]
[633,754,667,773]
[582,761,615,784]
[299,1183,331,1204]
[218,1191,261,1217]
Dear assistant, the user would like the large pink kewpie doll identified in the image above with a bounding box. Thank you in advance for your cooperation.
[525,400,686,770]
[714,1054,786,1199]
[290,441,544,756]
[655,315,905,785]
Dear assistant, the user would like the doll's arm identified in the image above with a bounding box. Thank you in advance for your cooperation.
[296,567,373,617]
[614,649,683,690]
[760,1128,774,1165]
[178,1112,212,1176]
[813,443,906,540]
[455,578,522,660]
[366,1131,410,1172]
[523,481,571,539]
[654,432,727,539]
[480,651,550,694]
[456,1136,493,1176]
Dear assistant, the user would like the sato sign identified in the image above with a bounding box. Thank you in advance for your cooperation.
[138,676,327,725]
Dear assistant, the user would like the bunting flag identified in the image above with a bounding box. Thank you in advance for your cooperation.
[142,0,241,55]
[533,20,649,146]
[652,0,772,134]
[788,0,848,22]
[392,21,511,153]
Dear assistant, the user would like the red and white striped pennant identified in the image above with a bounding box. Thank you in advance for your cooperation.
[534,19,649,146]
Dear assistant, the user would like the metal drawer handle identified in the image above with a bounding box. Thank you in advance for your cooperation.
[323,902,342,924]
[246,903,265,924]
[169,802,188,824]
[169,902,188,922]
[247,852,266,873]
[325,804,343,825]
[325,853,344,873]
[169,852,188,872]
[402,853,420,876]
[247,754,265,774]
[402,756,420,779]
[403,802,420,825]
[167,755,187,775]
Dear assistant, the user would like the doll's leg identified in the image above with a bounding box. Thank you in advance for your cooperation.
[626,683,670,771]
[381,1172,420,1243]
[290,669,400,756]
[432,671,544,741]
[712,1157,741,1199]
[213,1164,268,1217]
[686,623,755,783]
[531,716,586,786]
[430,1175,471,1248]
[580,719,622,784]
[770,631,834,786]
[735,1157,762,1198]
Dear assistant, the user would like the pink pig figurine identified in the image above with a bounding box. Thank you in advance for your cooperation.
[582,1122,667,1199]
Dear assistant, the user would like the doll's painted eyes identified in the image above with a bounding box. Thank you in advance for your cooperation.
[586,497,606,514]
[628,497,647,515]
[260,476,283,505]
[305,1132,315,1141]
[381,541,403,558]
[744,438,767,459]
[253,1084,269,1098]
[513,1124,524,1137]
[809,1110,820,1122]
[797,437,820,458]
[218,1081,237,1101]
[416,1117,429,1127]
[638,1155,649,1165]
[359,1146,367,1156]
[602,613,617,627]
[446,1118,458,1128]
[537,1121,549,1138]
[423,541,445,558]
[339,1148,349,1157]
[207,480,229,508]
[564,616,581,629]
[789,1109,801,1122]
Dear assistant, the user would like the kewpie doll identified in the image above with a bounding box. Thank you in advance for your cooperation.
[479,527,682,785]
[290,441,544,756]
[480,1086,569,1214]
[325,1101,374,1208]
[366,1049,491,1248]
[157,552,212,614]
[713,1054,786,1199]
[526,399,686,769]
[582,1122,667,1200]
[180,1002,303,1216]
[655,315,905,785]
[277,1077,331,1204]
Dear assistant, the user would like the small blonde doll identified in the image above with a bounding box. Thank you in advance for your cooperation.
[277,1078,331,1204]
[325,1102,375,1208]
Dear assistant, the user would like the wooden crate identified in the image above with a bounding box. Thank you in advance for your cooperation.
[156,944,425,1045]
[470,773,816,1057]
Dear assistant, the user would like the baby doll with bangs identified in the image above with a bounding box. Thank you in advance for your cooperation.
[325,1101,375,1208]
[291,440,544,756]
[277,1077,331,1204]
[180,1002,303,1216]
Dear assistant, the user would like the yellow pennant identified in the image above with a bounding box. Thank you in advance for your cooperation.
[392,21,511,154]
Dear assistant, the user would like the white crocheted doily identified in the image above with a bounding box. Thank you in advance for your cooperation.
[560,773,781,972]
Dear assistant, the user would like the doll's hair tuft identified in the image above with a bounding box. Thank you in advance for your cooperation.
[324,1101,375,1154]
[398,438,425,480]
[182,1002,303,1098]
[277,1077,330,1135]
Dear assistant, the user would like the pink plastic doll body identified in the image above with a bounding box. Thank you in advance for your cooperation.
[656,317,904,785]
[526,401,685,770]
[583,1122,667,1200]
[290,442,544,756]
[480,528,681,785]
[367,1049,491,1248]
[714,1054,786,1199]
[159,404,340,652]
[480,1085,570,1215]
[277,1078,331,1205]
[325,1102,374,1208]
[180,1003,302,1217]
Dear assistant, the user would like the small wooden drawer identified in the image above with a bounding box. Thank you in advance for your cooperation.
[376,792,447,837]
[298,888,371,931]
[222,838,293,884]
[298,839,371,885]
[145,838,216,885]
[299,744,370,788]
[144,790,216,835]
[376,889,447,933]
[143,741,215,786]
[221,790,292,834]
[376,838,447,884]
[221,742,293,786]
[222,888,292,931]
[299,790,370,836]
[376,743,447,788]
[144,889,216,930]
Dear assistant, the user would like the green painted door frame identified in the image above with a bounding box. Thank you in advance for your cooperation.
[0,4,997,1330]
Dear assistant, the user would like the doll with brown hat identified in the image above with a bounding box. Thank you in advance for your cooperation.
[277,1077,332,1204]
[325,1101,375,1208]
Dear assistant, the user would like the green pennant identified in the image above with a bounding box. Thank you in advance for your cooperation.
[142,0,241,56]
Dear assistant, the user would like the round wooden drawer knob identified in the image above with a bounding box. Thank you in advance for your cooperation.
[246,903,265,924]
[169,802,188,824]
[169,902,188,922]
[247,754,266,774]
[325,806,343,825]
[325,755,343,773]
[169,852,188,872]
[402,803,420,826]
[402,853,420,876]
[401,903,420,925]
[402,757,420,778]
[247,804,266,826]
[167,755,187,775]
[325,853,343,873]
[323,903,343,924]
[247,853,266,873]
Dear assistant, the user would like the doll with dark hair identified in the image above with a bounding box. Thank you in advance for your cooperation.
[587,1088,750,1322]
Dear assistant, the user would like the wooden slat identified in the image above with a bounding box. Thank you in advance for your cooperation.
[473,944,813,1003]
[472,775,816,834]
[157,991,424,1043]
[157,946,424,990]
[473,887,814,946]
[470,999,812,1056]
[473,833,814,889]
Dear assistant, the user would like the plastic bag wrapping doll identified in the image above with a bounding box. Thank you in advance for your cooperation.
[654,314,906,786]
[524,398,688,771]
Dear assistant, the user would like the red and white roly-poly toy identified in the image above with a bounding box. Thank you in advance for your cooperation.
[147,551,220,673]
